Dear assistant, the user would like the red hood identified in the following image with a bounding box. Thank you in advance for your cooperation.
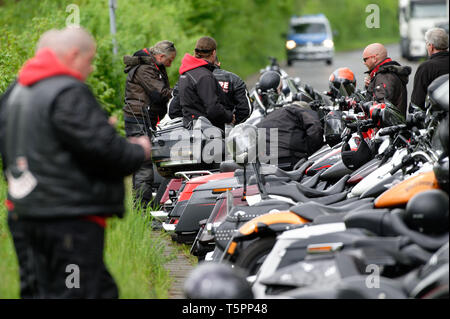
[369,58,392,79]
[179,53,208,75]
[18,48,84,86]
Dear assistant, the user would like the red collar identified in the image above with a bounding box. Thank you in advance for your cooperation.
[18,48,84,86]
[142,48,161,71]
[369,58,392,78]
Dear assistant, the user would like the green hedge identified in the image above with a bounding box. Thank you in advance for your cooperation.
[0,0,297,130]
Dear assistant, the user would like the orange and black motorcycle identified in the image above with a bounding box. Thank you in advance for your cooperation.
[220,157,446,274]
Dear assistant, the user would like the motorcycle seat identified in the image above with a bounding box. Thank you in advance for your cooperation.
[257,160,312,182]
[299,170,322,188]
[290,198,374,221]
[296,174,350,198]
[266,183,349,205]
[220,161,242,172]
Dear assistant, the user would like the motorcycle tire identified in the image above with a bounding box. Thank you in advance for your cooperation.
[234,237,277,276]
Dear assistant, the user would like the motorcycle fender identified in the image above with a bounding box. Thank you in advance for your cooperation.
[238,211,309,238]
[224,212,309,258]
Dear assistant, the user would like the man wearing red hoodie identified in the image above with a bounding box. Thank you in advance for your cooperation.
[178,36,235,129]
[0,27,151,298]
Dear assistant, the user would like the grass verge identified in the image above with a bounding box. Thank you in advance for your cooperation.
[0,176,177,299]
[0,177,19,299]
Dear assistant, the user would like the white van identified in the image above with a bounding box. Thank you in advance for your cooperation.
[399,0,449,60]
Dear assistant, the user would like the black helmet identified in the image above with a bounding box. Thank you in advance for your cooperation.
[324,110,344,147]
[427,74,449,112]
[184,262,254,299]
[434,157,449,194]
[329,67,356,97]
[438,115,449,156]
[405,189,449,234]
[341,134,374,170]
[257,71,282,92]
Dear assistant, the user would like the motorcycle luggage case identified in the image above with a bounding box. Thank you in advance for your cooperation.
[151,117,221,177]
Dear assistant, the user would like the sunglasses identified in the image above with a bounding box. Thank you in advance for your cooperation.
[363,55,376,62]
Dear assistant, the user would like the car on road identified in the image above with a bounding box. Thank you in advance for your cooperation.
[285,14,335,66]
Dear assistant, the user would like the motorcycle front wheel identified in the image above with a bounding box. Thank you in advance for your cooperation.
[234,237,277,276]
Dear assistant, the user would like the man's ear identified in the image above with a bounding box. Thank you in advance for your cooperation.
[60,47,79,65]
[155,54,164,63]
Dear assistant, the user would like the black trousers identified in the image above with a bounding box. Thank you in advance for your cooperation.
[125,120,154,205]
[7,214,118,299]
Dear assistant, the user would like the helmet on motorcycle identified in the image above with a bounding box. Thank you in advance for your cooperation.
[329,67,356,97]
[341,134,374,170]
[438,115,449,156]
[257,71,282,93]
[427,74,449,112]
[434,157,449,194]
[184,262,254,299]
[324,110,344,147]
[405,189,449,234]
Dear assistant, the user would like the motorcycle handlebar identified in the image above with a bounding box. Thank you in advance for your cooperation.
[378,124,407,136]
[345,119,374,130]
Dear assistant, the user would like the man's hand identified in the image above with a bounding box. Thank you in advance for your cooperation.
[231,114,236,125]
[364,76,371,88]
[128,136,151,160]
[108,115,118,127]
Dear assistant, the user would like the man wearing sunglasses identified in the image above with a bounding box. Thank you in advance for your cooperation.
[362,43,411,116]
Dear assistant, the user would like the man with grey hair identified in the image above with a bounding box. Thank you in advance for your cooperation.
[123,40,176,208]
[0,27,151,298]
[411,27,449,109]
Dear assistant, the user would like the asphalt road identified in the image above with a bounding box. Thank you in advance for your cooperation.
[247,44,421,106]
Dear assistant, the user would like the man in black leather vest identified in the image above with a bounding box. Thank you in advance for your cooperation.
[0,27,151,298]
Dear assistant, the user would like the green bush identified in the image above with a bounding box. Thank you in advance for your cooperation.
[0,0,298,126]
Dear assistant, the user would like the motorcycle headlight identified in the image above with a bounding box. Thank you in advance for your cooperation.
[226,124,258,165]
[323,39,334,49]
[286,40,296,50]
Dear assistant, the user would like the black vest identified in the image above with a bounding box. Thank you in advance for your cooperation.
[4,76,125,219]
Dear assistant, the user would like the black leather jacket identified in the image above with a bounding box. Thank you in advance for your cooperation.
[176,54,233,129]
[0,76,145,219]
[365,59,411,116]
[169,66,252,124]
[257,104,324,160]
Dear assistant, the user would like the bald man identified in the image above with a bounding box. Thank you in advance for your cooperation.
[0,27,151,298]
[362,43,411,116]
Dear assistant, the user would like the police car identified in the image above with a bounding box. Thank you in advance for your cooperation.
[285,14,335,66]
